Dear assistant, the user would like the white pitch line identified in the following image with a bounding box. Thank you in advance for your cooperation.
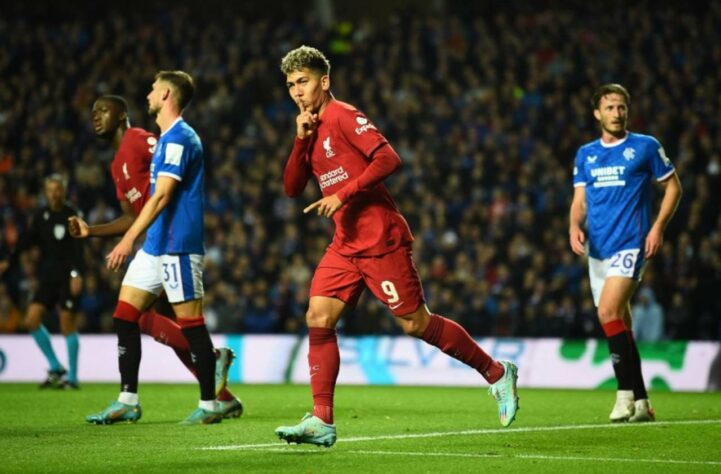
[200,419,721,451]
[345,450,721,466]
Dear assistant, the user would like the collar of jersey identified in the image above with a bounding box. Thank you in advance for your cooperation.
[599,133,629,148]
[161,117,183,137]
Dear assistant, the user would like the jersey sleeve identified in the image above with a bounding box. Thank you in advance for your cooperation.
[110,164,127,202]
[646,137,675,181]
[157,141,191,182]
[573,148,587,187]
[284,138,312,197]
[337,109,388,158]
[133,131,157,168]
[336,143,401,203]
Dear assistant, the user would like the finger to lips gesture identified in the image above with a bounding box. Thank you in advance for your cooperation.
[296,101,318,139]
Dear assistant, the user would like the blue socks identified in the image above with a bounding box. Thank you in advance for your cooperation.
[66,332,79,383]
[31,326,80,383]
[31,325,62,372]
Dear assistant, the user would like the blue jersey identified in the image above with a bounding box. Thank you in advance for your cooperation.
[144,118,205,256]
[573,132,675,259]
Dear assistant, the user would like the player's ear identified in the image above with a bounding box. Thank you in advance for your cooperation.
[593,109,601,122]
[321,75,330,92]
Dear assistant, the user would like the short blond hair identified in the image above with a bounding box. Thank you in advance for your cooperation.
[280,45,331,76]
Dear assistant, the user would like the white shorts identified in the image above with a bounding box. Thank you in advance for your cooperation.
[588,248,645,307]
[122,248,204,303]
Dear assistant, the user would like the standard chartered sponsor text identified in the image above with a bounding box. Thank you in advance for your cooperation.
[319,166,349,189]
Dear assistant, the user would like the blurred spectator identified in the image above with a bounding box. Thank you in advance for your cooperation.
[77,273,107,333]
[665,291,690,340]
[632,287,665,342]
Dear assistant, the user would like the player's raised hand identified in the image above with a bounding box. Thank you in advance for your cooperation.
[304,194,343,218]
[106,237,133,271]
[68,216,89,238]
[644,225,663,259]
[569,226,586,255]
[296,101,318,139]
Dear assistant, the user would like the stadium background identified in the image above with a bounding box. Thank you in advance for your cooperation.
[0,0,719,344]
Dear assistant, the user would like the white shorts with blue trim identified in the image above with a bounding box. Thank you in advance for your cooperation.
[588,248,645,307]
[122,248,204,303]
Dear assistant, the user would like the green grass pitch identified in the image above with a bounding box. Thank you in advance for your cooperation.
[2,384,720,473]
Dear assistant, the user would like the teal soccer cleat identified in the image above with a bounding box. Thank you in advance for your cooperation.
[488,361,519,427]
[275,413,337,447]
[214,347,235,397]
[86,401,142,425]
[218,397,244,419]
[179,407,223,425]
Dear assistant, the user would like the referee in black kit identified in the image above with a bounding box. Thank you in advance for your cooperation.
[4,174,85,388]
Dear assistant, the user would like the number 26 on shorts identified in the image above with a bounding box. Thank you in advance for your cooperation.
[607,249,640,277]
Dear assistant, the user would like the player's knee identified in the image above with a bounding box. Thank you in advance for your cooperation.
[597,306,624,324]
[305,308,334,328]
[395,307,429,337]
[401,321,423,337]
[396,316,424,337]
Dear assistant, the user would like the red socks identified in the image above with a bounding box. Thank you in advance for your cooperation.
[114,300,141,323]
[307,317,502,424]
[308,327,339,424]
[602,319,626,337]
[139,310,190,351]
[421,314,504,384]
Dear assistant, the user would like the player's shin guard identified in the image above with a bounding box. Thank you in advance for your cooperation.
[113,313,141,394]
[628,331,649,400]
[603,320,633,391]
[308,327,339,424]
[180,318,215,401]
[421,314,504,383]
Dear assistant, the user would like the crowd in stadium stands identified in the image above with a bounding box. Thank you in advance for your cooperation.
[1,2,720,340]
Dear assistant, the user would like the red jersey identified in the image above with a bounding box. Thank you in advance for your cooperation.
[110,128,157,216]
[285,100,413,257]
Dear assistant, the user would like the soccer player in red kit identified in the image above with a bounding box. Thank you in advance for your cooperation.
[68,95,242,419]
[275,46,519,447]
